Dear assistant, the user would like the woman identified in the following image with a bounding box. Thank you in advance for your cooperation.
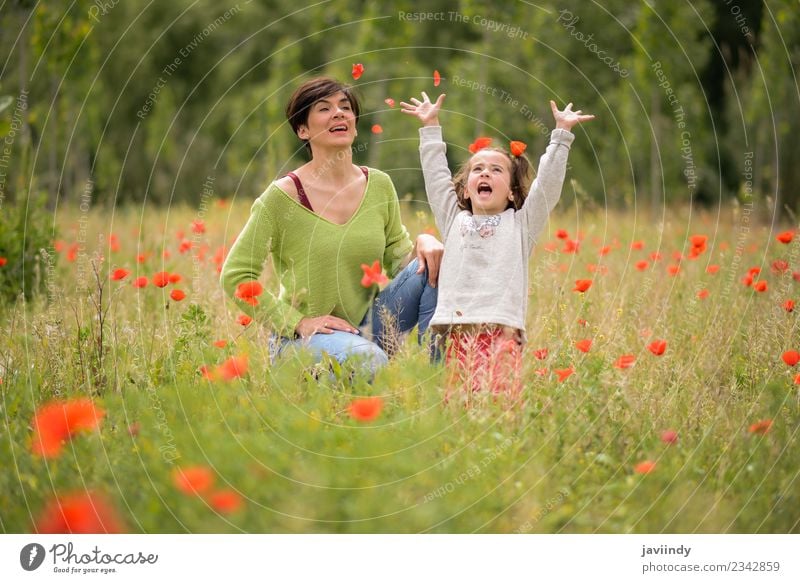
[220,77,442,375]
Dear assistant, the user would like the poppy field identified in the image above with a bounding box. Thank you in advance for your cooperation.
[1,200,799,534]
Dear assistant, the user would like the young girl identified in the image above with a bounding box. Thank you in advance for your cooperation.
[401,92,594,400]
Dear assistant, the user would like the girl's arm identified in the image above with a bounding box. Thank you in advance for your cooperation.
[401,93,461,238]
[521,101,594,247]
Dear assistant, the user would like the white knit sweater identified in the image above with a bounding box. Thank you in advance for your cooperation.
[419,125,575,338]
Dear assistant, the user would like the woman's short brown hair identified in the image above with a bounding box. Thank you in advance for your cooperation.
[285,77,361,156]
[453,147,533,212]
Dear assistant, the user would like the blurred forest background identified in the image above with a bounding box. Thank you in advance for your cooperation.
[0,0,798,216]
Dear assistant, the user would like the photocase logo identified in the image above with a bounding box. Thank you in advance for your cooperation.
[19,543,46,571]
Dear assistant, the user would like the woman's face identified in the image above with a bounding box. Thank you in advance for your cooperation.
[297,91,356,152]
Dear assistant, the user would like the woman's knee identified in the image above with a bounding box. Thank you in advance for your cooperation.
[344,340,389,371]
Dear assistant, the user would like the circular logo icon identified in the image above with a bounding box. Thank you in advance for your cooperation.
[20,543,46,571]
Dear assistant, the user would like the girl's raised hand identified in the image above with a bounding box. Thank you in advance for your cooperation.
[550,100,595,131]
[400,92,446,127]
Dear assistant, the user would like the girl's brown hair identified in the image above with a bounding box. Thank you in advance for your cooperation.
[453,147,533,212]
[285,77,361,156]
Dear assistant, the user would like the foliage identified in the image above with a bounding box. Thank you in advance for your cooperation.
[0,1,797,213]
[0,192,55,304]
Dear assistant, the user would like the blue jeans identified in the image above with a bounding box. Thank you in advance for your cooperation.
[276,258,438,376]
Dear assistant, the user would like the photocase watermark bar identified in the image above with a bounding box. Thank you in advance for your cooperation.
[651,61,696,194]
[397,11,529,40]
[556,9,629,78]
[87,0,120,23]
[0,89,29,209]
[421,436,516,503]
[450,74,550,136]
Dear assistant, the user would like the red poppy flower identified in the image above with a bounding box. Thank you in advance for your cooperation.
[468,136,493,154]
[660,430,678,445]
[794,272,800,282]
[235,281,263,300]
[110,268,130,281]
[191,220,206,234]
[35,491,125,534]
[170,289,186,301]
[647,339,667,356]
[237,314,252,327]
[351,63,364,80]
[741,273,754,287]
[133,276,148,288]
[360,260,388,287]
[635,260,649,271]
[510,141,527,157]
[650,252,662,261]
[217,355,248,381]
[697,288,709,299]
[573,279,592,293]
[630,240,644,250]
[127,422,140,437]
[384,98,395,108]
[108,233,120,252]
[577,318,588,327]
[562,239,580,254]
[748,419,773,435]
[371,124,383,134]
[554,367,574,382]
[613,354,636,369]
[748,266,761,276]
[771,260,789,274]
[634,460,656,474]
[667,264,680,276]
[783,299,795,312]
[776,231,794,244]
[178,239,192,254]
[198,365,216,381]
[690,234,707,248]
[782,350,800,366]
[209,489,244,514]
[598,245,611,256]
[706,264,720,274]
[213,340,228,348]
[32,398,106,458]
[753,280,768,292]
[348,396,383,422]
[574,339,592,353]
[433,69,441,86]
[66,244,79,262]
[152,271,170,288]
[1,256,12,266]
[533,348,548,360]
[556,229,569,240]
[172,466,215,496]
[168,273,182,284]
[794,373,800,385]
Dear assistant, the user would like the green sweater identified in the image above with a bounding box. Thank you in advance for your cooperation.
[220,168,414,337]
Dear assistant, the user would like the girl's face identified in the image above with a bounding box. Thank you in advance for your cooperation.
[464,150,514,215]
[297,91,356,151]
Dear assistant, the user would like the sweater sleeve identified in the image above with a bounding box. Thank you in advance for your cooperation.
[419,125,461,238]
[219,194,306,337]
[382,175,415,277]
[520,128,575,248]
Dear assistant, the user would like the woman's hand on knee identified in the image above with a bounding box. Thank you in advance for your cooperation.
[295,315,359,338]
